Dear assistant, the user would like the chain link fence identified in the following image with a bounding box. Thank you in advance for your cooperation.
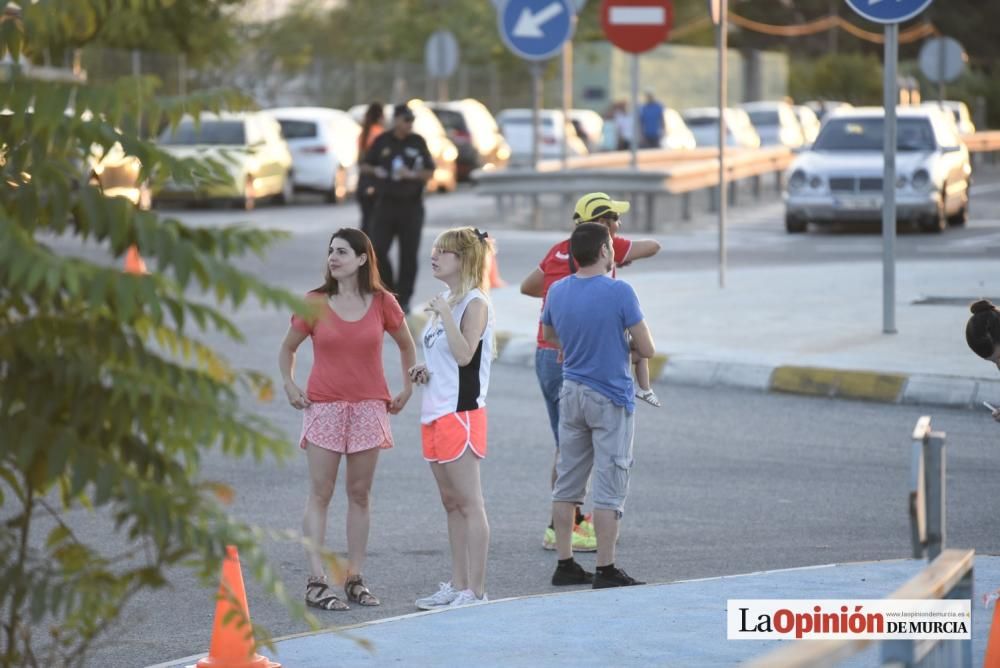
[80,47,540,114]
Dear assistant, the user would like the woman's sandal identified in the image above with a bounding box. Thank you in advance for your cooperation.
[345,574,380,607]
[306,577,349,611]
[636,388,662,407]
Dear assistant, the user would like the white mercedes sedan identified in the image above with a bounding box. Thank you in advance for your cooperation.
[783,106,971,234]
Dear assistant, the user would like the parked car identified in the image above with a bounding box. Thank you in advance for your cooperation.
[681,107,760,149]
[426,99,510,181]
[154,112,293,209]
[783,106,971,234]
[568,109,604,152]
[348,100,458,192]
[495,108,588,165]
[921,100,975,135]
[661,107,697,150]
[740,101,806,149]
[793,105,822,145]
[265,107,360,203]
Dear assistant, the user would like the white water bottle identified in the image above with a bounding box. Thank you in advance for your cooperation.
[391,155,404,181]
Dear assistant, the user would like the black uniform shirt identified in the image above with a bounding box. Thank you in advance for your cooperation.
[363,131,436,201]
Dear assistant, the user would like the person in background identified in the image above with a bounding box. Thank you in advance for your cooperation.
[965,299,1000,422]
[639,90,665,149]
[356,102,385,239]
[361,102,435,315]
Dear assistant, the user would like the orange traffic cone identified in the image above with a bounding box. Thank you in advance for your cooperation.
[985,592,1000,668]
[124,245,148,274]
[484,240,506,290]
[193,546,280,668]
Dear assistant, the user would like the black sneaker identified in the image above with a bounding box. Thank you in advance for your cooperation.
[551,559,594,586]
[593,566,645,589]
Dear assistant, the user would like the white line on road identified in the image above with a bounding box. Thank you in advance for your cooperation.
[609,7,666,25]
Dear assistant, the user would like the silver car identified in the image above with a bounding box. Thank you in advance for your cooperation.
[783,106,971,234]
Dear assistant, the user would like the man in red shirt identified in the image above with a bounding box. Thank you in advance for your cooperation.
[520,192,662,558]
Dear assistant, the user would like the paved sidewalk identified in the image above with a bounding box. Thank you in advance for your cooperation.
[157,556,1000,668]
[479,258,1000,408]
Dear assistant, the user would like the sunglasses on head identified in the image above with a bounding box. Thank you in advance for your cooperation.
[594,212,619,222]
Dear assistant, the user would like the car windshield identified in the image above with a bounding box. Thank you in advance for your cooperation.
[159,120,245,145]
[746,110,779,126]
[432,109,467,133]
[813,118,936,151]
[277,119,317,139]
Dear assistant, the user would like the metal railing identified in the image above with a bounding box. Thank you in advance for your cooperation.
[476,146,794,231]
[742,549,974,668]
[744,417,972,668]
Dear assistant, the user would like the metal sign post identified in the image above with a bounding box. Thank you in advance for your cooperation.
[424,30,460,103]
[844,0,934,334]
[717,0,727,288]
[882,23,898,334]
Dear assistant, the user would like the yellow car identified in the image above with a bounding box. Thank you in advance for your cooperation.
[154,112,294,209]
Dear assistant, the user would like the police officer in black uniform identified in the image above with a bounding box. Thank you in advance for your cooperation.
[361,102,435,314]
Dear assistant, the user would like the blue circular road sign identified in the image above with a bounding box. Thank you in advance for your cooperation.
[497,0,576,61]
[843,0,934,25]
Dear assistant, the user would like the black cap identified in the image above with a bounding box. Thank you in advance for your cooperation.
[393,103,414,121]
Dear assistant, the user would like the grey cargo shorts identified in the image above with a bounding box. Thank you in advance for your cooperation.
[552,380,635,517]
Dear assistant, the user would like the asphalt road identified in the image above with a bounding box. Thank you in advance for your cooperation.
[78,364,1000,667]
[29,169,1000,667]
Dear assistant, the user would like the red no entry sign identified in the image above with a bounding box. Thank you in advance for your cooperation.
[600,0,673,53]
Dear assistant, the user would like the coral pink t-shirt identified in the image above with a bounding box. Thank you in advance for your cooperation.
[291,290,405,403]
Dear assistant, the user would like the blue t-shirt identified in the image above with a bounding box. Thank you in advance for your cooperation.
[639,101,664,141]
[541,274,644,411]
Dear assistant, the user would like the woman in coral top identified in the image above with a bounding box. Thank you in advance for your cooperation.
[278,227,416,611]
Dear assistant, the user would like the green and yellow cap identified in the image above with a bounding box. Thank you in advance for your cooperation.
[572,192,630,224]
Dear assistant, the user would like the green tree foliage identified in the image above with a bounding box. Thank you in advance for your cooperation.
[24,0,246,66]
[790,52,883,105]
[0,2,319,666]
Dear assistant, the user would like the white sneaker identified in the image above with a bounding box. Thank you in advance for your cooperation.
[415,582,459,610]
[446,589,488,608]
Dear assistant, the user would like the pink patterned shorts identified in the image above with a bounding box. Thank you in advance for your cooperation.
[299,400,393,454]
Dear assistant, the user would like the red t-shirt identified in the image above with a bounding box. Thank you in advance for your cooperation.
[535,236,633,349]
[291,290,405,403]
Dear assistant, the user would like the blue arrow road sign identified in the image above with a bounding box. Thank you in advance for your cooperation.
[497,0,576,61]
[844,0,933,25]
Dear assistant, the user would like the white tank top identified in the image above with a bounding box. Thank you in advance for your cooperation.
[420,289,495,424]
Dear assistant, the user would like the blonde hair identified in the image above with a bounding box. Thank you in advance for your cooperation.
[434,226,489,306]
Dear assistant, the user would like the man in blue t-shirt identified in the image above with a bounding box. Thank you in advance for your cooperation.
[541,222,657,589]
[638,90,665,149]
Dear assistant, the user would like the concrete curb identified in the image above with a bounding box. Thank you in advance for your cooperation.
[403,314,1000,409]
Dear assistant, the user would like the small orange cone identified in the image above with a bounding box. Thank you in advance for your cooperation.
[193,546,280,668]
[985,593,1000,668]
[124,245,148,274]
[484,240,506,290]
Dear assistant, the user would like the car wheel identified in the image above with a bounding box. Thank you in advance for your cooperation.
[326,166,346,204]
[276,171,294,206]
[785,213,807,234]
